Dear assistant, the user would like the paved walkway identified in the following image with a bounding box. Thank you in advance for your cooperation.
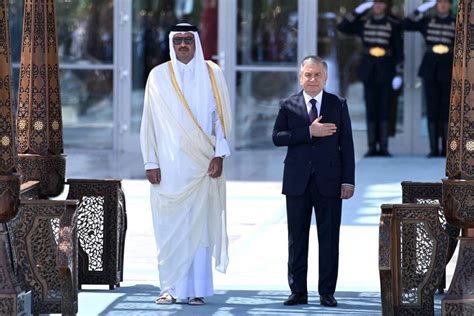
[72,286,434,315]
[45,153,450,315]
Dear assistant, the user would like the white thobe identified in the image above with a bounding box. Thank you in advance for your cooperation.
[144,58,229,171]
[140,59,231,300]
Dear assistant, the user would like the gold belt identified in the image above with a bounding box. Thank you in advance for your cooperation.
[432,44,449,54]
[369,47,386,57]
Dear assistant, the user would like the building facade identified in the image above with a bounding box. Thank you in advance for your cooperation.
[7,0,456,155]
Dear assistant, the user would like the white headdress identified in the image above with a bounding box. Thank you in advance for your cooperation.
[169,23,212,133]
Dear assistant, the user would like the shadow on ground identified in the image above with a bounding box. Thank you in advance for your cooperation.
[78,284,389,315]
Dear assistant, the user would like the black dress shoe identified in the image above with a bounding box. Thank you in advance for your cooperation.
[320,294,337,307]
[283,293,308,306]
[378,149,392,157]
[364,148,378,157]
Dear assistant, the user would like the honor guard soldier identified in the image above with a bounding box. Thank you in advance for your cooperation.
[403,0,455,157]
[338,0,403,157]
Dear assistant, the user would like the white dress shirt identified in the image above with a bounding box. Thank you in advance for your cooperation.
[303,90,323,116]
[303,89,323,137]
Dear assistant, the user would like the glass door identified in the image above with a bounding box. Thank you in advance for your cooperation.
[405,0,426,155]
[121,0,219,153]
[410,0,459,155]
[219,0,317,150]
[317,0,434,155]
[234,0,299,149]
[222,0,426,154]
[317,0,419,155]
[9,0,115,150]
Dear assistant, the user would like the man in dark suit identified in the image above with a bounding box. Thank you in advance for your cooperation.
[272,56,355,307]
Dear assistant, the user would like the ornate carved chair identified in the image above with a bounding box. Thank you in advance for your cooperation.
[66,179,127,290]
[379,203,449,315]
[401,181,460,293]
[8,199,78,316]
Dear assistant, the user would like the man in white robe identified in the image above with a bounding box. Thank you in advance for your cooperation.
[139,23,232,305]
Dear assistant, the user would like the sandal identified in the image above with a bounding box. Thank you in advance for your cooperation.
[188,297,205,305]
[155,293,176,305]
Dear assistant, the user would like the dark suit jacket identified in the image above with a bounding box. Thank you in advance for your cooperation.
[272,90,355,197]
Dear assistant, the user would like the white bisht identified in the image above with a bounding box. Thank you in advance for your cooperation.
[140,58,232,290]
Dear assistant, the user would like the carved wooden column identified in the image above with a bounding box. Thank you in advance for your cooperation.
[0,0,26,314]
[16,0,65,197]
[442,0,474,313]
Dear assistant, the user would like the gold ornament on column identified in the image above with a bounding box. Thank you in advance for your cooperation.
[16,0,65,197]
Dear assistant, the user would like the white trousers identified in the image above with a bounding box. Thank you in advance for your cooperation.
[162,246,214,299]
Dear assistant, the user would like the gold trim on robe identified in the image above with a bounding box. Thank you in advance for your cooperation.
[167,61,213,146]
[167,61,229,143]
[206,61,227,138]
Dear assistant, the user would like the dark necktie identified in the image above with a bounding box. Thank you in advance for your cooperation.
[309,99,318,123]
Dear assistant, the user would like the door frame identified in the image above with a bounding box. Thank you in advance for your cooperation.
[116,0,134,153]
[404,0,428,155]
[390,0,426,155]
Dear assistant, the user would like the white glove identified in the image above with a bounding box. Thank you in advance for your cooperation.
[417,1,436,13]
[355,1,374,14]
[392,76,403,90]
